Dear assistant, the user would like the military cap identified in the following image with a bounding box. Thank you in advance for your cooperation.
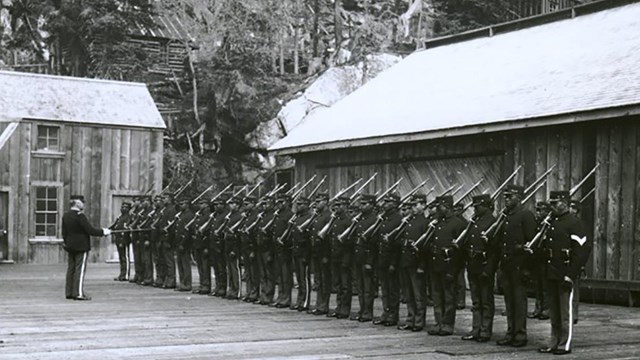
[472,194,492,207]
[409,193,427,204]
[70,194,85,202]
[228,196,243,205]
[121,201,132,209]
[314,192,329,201]
[382,192,400,203]
[176,195,190,203]
[333,195,350,205]
[276,193,292,203]
[400,202,412,209]
[437,195,454,208]
[549,190,570,203]
[359,194,376,204]
[503,184,525,196]
[535,201,550,210]
[153,194,163,201]
[296,196,311,204]
[211,195,228,204]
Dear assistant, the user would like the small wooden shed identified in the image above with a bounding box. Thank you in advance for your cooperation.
[269,0,640,303]
[0,71,165,264]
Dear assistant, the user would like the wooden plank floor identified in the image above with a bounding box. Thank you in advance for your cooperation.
[1,263,639,360]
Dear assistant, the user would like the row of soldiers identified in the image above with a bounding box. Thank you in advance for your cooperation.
[109,173,593,356]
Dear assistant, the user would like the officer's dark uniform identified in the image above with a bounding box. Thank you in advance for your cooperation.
[208,197,229,297]
[137,197,155,286]
[150,196,167,287]
[110,202,131,281]
[271,195,294,308]
[428,195,466,336]
[291,197,314,311]
[530,201,551,320]
[374,194,403,327]
[461,194,497,342]
[398,194,430,332]
[128,198,145,283]
[240,197,261,302]
[157,196,178,288]
[352,195,378,322]
[224,197,245,299]
[496,185,537,347]
[309,194,332,315]
[538,191,591,355]
[173,199,194,291]
[190,200,211,293]
[329,196,354,319]
[256,198,277,304]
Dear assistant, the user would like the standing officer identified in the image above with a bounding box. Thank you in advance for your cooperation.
[460,194,497,342]
[224,196,245,300]
[240,196,261,303]
[138,195,155,286]
[158,194,178,289]
[208,196,229,297]
[352,194,378,322]
[530,201,551,320]
[373,193,403,327]
[398,194,430,332]
[128,196,144,284]
[110,201,131,281]
[427,195,466,336]
[190,198,211,294]
[150,195,167,288]
[538,191,591,355]
[173,197,194,291]
[496,185,536,347]
[328,196,354,319]
[62,195,110,300]
[256,195,277,305]
[291,196,313,311]
[569,199,583,325]
[309,192,333,315]
[272,194,294,308]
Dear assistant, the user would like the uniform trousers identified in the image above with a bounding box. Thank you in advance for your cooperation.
[533,265,550,317]
[401,266,426,329]
[456,271,467,308]
[314,257,332,312]
[211,248,227,296]
[468,272,495,338]
[131,235,143,282]
[430,270,457,333]
[258,249,275,303]
[501,268,528,341]
[226,251,242,299]
[243,249,261,301]
[152,236,167,286]
[332,261,352,316]
[275,248,293,306]
[115,242,130,280]
[354,261,375,320]
[162,243,176,288]
[176,247,192,289]
[141,233,154,284]
[546,279,575,352]
[378,262,400,323]
[294,254,311,309]
[65,250,89,298]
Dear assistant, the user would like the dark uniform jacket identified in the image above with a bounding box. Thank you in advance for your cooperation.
[497,205,536,271]
[309,208,332,261]
[400,214,430,269]
[256,209,277,252]
[62,209,104,252]
[273,208,294,251]
[224,209,245,257]
[291,210,313,259]
[240,209,259,255]
[110,212,131,246]
[330,211,353,266]
[462,212,497,275]
[354,210,378,265]
[190,208,211,249]
[430,213,466,273]
[541,211,590,281]
[377,209,403,268]
[173,208,194,250]
[209,210,230,253]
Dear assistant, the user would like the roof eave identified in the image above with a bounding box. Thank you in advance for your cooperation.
[20,116,167,130]
[269,103,640,156]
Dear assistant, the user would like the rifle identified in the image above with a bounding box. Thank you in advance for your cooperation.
[158,179,175,195]
[227,185,249,203]
[425,184,455,208]
[285,183,301,196]
[307,175,327,199]
[580,187,595,204]
[453,179,484,206]
[330,178,364,202]
[400,178,430,204]
[349,173,378,203]
[524,163,599,252]
[381,213,412,244]
[292,174,317,200]
[375,178,404,203]
[244,179,264,199]
[191,184,215,205]
[187,183,234,234]
[357,178,406,241]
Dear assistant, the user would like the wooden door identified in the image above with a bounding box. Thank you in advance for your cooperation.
[0,192,8,261]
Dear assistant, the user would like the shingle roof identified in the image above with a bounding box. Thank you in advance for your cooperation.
[0,71,166,129]
[269,1,640,155]
[131,15,196,43]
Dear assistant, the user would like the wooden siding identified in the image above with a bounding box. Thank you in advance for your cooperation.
[0,121,163,264]
[291,117,639,283]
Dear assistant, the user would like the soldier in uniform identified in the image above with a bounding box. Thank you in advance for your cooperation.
[240,196,261,303]
[496,185,537,347]
[529,201,551,320]
[453,202,467,310]
[110,201,131,281]
[128,196,144,284]
[427,195,466,336]
[224,196,245,299]
[538,191,591,355]
[208,196,229,297]
[173,197,194,291]
[327,196,353,319]
[309,192,333,315]
[158,195,178,288]
[150,195,167,288]
[352,194,378,322]
[256,195,277,305]
[291,196,314,311]
[138,195,155,286]
[398,194,430,332]
[569,199,583,325]
[190,198,211,294]
[460,194,497,342]
[271,194,295,308]
[373,193,403,327]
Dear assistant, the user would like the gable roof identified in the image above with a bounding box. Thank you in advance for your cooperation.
[269,0,640,155]
[0,71,166,129]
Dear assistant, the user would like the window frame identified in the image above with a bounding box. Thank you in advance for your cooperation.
[30,183,63,241]
[35,125,61,152]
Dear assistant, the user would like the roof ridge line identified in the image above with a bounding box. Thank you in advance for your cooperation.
[0,70,148,87]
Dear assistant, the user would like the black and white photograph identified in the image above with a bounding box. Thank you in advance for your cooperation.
[1,0,639,359]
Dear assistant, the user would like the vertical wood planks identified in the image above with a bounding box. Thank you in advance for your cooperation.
[17,124,31,262]
[620,124,636,281]
[120,130,131,190]
[635,124,640,280]
[606,125,622,280]
[593,127,609,279]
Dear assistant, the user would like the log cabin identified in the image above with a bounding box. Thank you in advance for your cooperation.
[0,70,165,264]
[269,0,640,305]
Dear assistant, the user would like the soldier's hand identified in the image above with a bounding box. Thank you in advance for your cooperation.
[249,251,255,259]
[416,267,425,274]
[562,275,574,291]
[388,265,396,273]
[144,241,150,247]
[179,245,184,251]
[203,248,209,255]
[230,251,236,258]
[364,264,373,272]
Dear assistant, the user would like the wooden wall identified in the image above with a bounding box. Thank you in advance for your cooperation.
[0,121,163,264]
[291,117,640,283]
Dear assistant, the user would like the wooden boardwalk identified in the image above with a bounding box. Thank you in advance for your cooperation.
[1,263,639,360]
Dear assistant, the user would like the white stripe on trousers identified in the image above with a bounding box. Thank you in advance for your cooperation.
[237,259,242,299]
[79,252,88,297]
[566,287,574,351]
[303,264,310,308]
[125,245,130,279]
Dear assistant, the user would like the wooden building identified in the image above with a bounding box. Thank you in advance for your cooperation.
[0,71,165,264]
[269,0,640,303]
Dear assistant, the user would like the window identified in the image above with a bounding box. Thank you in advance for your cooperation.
[35,187,58,237]
[37,126,60,151]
